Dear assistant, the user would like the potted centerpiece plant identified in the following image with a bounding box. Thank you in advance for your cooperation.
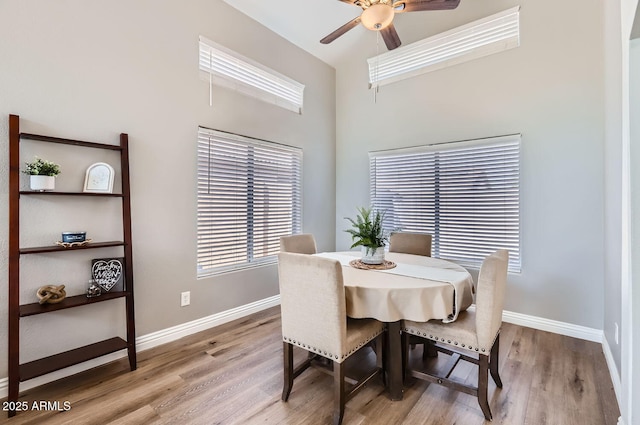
[345,206,389,265]
[23,157,61,191]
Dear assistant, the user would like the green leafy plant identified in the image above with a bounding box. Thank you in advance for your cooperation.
[22,157,61,176]
[344,206,389,254]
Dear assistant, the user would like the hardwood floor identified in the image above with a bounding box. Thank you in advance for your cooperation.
[4,307,620,424]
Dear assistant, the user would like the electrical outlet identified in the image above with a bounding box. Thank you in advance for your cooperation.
[181,291,190,307]
[615,322,619,345]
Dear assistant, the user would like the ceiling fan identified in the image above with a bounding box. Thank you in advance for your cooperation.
[320,0,460,50]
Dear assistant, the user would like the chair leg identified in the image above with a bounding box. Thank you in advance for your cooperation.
[422,340,438,360]
[282,342,294,402]
[375,334,386,386]
[478,354,492,421]
[489,334,503,388]
[401,331,411,382]
[333,361,346,425]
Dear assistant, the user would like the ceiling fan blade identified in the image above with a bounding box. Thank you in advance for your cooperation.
[320,17,362,44]
[338,0,359,4]
[395,0,460,13]
[380,23,402,50]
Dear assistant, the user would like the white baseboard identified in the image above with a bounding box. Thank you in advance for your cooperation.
[602,336,623,410]
[500,309,603,342]
[136,295,280,352]
[0,295,280,399]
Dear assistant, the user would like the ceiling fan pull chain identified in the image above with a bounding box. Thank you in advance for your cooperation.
[374,30,380,104]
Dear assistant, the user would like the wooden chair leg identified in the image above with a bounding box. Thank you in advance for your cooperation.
[375,334,386,386]
[333,361,346,425]
[422,340,438,360]
[282,342,294,402]
[478,354,492,421]
[489,334,503,388]
[401,331,408,382]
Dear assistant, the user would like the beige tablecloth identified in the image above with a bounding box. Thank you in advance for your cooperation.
[315,251,474,323]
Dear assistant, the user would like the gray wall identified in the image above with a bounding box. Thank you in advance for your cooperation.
[334,0,606,328]
[604,0,624,376]
[0,0,336,377]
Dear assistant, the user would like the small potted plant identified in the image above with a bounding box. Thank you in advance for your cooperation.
[345,206,389,264]
[23,157,61,191]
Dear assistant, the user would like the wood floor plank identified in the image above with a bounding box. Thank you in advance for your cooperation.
[4,307,620,425]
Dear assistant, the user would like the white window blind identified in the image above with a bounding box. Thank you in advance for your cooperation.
[199,36,305,114]
[368,6,520,88]
[370,134,520,272]
[197,128,302,276]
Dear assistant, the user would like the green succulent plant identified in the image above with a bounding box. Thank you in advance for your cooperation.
[23,157,61,177]
[344,206,389,254]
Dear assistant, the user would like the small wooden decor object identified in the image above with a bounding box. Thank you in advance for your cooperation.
[56,239,92,248]
[349,259,397,270]
[36,285,67,304]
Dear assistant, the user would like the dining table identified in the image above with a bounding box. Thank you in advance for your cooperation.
[314,250,474,401]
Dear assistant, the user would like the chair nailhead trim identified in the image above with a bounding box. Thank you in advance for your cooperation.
[403,328,487,352]
[283,328,383,362]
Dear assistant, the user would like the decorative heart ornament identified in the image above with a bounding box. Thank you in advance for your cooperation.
[92,259,123,291]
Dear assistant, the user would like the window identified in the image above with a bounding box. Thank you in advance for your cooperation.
[199,36,305,114]
[197,128,302,276]
[368,6,520,88]
[370,134,520,272]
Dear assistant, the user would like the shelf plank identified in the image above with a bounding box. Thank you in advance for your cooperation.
[20,191,124,197]
[19,337,129,382]
[20,133,122,150]
[20,292,129,317]
[20,241,125,254]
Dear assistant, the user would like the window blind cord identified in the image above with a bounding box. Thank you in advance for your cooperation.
[209,49,213,106]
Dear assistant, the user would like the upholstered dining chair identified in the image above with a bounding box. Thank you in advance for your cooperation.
[278,252,385,425]
[402,249,509,421]
[388,232,432,257]
[389,231,433,358]
[280,233,317,254]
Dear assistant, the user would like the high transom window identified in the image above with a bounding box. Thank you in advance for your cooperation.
[199,36,305,114]
[368,7,520,89]
[370,134,520,272]
[197,128,302,276]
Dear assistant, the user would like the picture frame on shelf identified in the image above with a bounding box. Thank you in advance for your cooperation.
[83,162,115,193]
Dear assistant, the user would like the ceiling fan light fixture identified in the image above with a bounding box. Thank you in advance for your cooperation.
[361,4,394,31]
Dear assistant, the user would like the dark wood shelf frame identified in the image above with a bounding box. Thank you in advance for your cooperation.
[20,133,122,151]
[7,115,137,417]
[20,241,125,255]
[19,337,129,381]
[20,191,124,197]
[20,292,129,317]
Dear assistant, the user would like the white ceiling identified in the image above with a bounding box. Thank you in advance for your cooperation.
[222,0,404,67]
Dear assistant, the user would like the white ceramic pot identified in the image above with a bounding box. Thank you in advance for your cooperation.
[30,175,55,191]
[361,246,385,265]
